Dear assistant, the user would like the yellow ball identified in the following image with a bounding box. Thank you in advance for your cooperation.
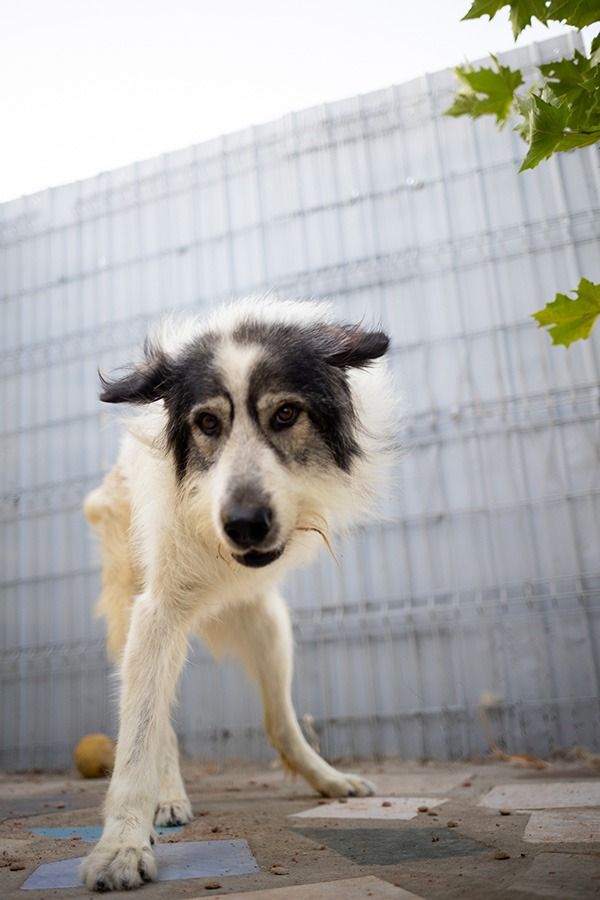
[73,733,115,778]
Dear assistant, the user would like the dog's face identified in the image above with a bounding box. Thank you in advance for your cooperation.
[100,313,389,568]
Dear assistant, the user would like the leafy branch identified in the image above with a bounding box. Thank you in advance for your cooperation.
[446,1,600,346]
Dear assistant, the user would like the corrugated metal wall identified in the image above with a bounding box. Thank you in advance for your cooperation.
[2,33,599,769]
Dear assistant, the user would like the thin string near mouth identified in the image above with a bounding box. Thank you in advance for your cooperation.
[216,513,337,569]
[295,513,339,566]
[216,542,235,569]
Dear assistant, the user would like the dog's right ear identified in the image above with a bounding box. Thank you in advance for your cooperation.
[99,340,173,404]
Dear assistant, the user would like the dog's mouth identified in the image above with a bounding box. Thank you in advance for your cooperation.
[232,545,285,568]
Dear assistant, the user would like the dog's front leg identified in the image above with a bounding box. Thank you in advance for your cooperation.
[202,592,374,798]
[154,721,193,827]
[81,592,190,892]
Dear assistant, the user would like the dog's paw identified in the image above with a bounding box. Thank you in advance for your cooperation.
[316,772,375,798]
[154,797,193,827]
[80,841,157,892]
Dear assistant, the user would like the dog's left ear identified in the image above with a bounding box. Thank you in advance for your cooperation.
[320,324,390,369]
[99,339,174,404]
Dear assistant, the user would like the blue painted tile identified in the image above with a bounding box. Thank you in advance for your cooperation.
[20,839,259,889]
[29,825,182,842]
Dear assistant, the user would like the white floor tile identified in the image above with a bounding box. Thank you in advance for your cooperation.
[193,875,424,899]
[371,773,472,795]
[479,782,600,810]
[524,809,600,843]
[290,796,447,820]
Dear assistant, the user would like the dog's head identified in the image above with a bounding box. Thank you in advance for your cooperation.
[99,300,392,569]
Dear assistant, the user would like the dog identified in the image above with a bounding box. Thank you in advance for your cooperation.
[80,296,395,891]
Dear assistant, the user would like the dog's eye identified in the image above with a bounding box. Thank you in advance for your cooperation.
[271,404,300,431]
[196,412,221,436]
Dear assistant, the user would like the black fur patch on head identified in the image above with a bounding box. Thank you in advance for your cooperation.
[319,324,389,369]
[237,317,390,472]
[99,312,390,479]
[99,334,225,479]
[163,337,228,478]
[99,338,173,405]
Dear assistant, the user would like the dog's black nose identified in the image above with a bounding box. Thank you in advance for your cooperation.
[223,505,273,549]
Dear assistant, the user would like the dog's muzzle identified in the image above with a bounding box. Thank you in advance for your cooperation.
[221,501,284,568]
[232,545,285,568]
[223,503,273,549]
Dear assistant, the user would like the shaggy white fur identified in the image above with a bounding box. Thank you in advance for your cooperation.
[80,297,397,891]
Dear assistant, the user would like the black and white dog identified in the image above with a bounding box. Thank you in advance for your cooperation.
[81,297,395,891]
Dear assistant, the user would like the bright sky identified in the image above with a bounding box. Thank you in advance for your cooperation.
[0,0,585,203]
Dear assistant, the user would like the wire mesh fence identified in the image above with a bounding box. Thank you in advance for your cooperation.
[1,32,599,769]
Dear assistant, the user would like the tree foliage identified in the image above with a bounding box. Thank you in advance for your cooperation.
[446,1,600,346]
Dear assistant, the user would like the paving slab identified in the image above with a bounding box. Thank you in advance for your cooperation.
[196,875,424,898]
[0,838,35,855]
[0,792,101,819]
[510,851,600,899]
[21,839,258,889]
[478,781,600,810]
[294,827,487,865]
[1,760,599,900]
[1,781,77,799]
[28,824,182,841]
[367,773,473,795]
[291,797,447,820]
[523,809,600,844]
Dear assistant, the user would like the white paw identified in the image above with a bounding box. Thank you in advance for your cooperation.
[154,796,193,827]
[314,771,376,798]
[80,840,157,892]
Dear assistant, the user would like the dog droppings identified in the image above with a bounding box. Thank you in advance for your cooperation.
[418,806,429,813]
[494,849,511,860]
[381,801,392,807]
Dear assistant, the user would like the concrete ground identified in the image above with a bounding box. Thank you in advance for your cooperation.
[1,757,599,899]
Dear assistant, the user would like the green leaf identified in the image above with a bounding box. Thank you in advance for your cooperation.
[513,93,534,141]
[462,1,508,23]
[519,93,569,169]
[509,0,549,37]
[545,0,600,28]
[539,50,600,126]
[539,51,592,103]
[557,126,600,150]
[445,92,483,118]
[462,1,600,32]
[591,33,600,65]
[532,279,600,346]
[462,0,550,34]
[446,57,524,124]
